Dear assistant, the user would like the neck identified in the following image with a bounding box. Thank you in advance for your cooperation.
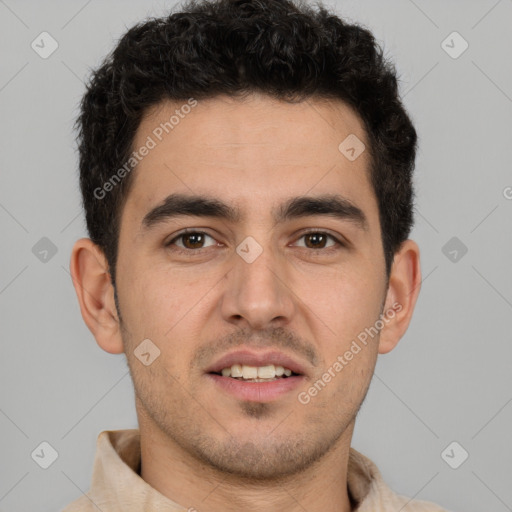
[138,414,356,512]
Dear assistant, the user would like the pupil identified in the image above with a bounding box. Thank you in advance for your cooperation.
[185,233,203,248]
[306,233,325,248]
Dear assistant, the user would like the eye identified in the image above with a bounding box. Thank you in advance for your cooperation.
[165,229,345,254]
[166,230,218,251]
[293,231,343,250]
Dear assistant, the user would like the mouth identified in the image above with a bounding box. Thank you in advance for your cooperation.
[209,363,300,382]
[204,350,307,402]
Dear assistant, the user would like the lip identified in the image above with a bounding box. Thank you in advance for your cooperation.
[205,373,305,402]
[204,349,308,376]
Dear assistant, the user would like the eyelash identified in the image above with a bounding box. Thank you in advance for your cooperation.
[165,229,345,255]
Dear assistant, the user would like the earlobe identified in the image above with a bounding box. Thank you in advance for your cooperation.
[69,238,124,354]
[378,239,422,354]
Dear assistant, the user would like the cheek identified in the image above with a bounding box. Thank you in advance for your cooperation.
[116,257,184,343]
[118,261,211,370]
[294,264,384,345]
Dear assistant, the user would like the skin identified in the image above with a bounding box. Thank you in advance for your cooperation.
[70,92,421,512]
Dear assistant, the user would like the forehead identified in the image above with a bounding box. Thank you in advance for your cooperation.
[124,93,378,228]
[136,93,367,159]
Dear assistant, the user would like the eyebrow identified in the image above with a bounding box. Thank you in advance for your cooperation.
[141,193,369,232]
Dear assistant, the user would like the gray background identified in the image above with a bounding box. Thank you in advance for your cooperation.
[1,1,511,511]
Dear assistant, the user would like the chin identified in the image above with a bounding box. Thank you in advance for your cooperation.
[189,433,334,481]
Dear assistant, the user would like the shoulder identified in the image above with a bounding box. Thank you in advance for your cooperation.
[349,448,453,511]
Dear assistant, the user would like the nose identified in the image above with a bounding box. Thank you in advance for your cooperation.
[220,238,296,330]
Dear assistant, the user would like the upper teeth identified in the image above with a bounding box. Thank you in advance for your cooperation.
[221,364,293,379]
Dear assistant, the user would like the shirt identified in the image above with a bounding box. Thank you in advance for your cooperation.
[61,429,451,511]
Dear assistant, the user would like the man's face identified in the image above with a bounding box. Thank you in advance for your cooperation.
[115,93,388,479]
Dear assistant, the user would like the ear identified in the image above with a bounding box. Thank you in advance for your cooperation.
[378,239,422,354]
[69,238,124,354]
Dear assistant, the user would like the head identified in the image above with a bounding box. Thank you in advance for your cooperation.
[71,0,421,480]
